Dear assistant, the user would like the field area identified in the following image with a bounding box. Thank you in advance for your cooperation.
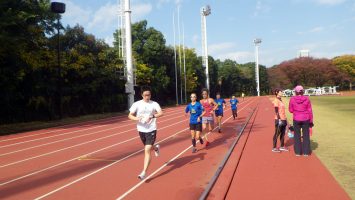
[284,94,355,199]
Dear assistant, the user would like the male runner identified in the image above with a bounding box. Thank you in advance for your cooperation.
[215,93,226,133]
[230,95,239,120]
[128,86,163,180]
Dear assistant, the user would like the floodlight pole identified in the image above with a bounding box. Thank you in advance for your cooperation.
[254,38,262,97]
[173,12,178,105]
[178,6,183,104]
[124,0,134,108]
[51,2,65,118]
[201,5,211,91]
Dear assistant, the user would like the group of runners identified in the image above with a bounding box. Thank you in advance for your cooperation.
[128,86,240,180]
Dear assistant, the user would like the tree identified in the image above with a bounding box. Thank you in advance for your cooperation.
[333,55,355,90]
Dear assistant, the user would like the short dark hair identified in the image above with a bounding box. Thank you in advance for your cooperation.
[141,85,152,95]
[201,88,209,94]
[216,92,220,96]
[274,88,281,96]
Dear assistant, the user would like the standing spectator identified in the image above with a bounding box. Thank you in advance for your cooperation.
[272,89,288,153]
[289,85,314,156]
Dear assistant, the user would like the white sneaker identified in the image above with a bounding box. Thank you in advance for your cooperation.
[138,171,146,180]
[279,147,289,152]
[154,144,160,157]
[272,148,281,153]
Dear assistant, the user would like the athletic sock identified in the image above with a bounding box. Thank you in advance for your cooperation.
[192,138,196,147]
[199,137,204,144]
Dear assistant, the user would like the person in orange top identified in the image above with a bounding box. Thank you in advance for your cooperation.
[272,89,288,153]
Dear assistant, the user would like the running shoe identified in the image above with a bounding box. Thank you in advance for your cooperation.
[295,154,301,157]
[138,171,146,180]
[205,141,210,147]
[303,154,309,157]
[154,144,160,157]
[272,148,281,153]
[279,147,289,152]
[192,147,197,153]
[218,129,221,133]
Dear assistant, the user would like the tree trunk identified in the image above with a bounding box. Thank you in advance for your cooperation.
[350,82,352,91]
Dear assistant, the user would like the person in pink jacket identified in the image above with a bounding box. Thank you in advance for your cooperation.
[289,85,314,156]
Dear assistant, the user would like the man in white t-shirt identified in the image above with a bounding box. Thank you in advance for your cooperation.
[128,86,163,180]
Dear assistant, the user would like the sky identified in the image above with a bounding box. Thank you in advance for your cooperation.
[56,0,355,67]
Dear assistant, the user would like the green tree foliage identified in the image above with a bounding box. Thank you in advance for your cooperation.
[333,55,355,90]
[0,0,57,122]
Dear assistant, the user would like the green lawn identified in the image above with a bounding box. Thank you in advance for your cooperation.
[284,95,355,199]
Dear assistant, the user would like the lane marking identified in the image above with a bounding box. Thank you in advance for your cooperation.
[32,99,256,199]
[0,108,184,149]
[116,99,257,200]
[0,114,186,157]
[0,106,183,143]
[0,117,189,168]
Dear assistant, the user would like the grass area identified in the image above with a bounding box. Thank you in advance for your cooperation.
[0,112,126,136]
[283,95,355,199]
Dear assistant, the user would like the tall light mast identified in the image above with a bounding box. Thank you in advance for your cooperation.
[253,38,262,97]
[201,5,211,90]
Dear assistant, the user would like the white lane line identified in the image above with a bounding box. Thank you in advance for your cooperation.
[0,116,127,142]
[0,116,189,168]
[0,108,184,149]
[32,99,256,199]
[33,126,190,200]
[0,114,186,157]
[0,107,182,143]
[116,99,256,200]
[0,125,189,187]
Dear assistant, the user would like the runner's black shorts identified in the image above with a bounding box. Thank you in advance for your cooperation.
[189,123,202,132]
[139,130,157,145]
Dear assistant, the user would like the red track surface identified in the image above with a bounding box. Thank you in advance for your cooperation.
[0,97,350,200]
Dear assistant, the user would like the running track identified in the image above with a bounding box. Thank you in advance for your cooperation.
[0,97,350,199]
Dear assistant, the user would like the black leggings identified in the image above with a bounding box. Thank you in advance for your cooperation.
[273,120,287,148]
[293,120,311,155]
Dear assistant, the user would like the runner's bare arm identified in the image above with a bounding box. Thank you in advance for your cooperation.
[210,98,218,111]
[152,109,163,118]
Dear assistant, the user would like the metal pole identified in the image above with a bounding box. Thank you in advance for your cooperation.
[255,45,260,96]
[124,0,134,108]
[173,12,178,105]
[57,16,62,118]
[203,15,209,91]
[254,38,261,97]
[178,6,183,104]
[183,24,187,104]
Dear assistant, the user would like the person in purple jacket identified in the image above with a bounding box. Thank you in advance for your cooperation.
[289,85,314,156]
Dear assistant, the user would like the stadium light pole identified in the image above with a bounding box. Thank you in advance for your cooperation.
[51,2,65,118]
[178,6,183,104]
[124,0,135,109]
[173,11,178,105]
[253,38,262,97]
[201,5,211,91]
